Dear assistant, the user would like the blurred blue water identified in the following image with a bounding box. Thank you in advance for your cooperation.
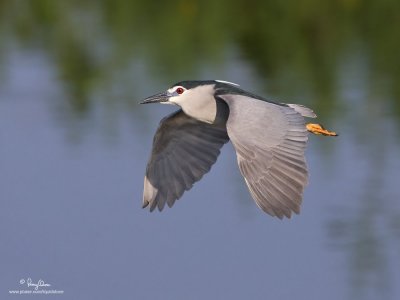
[1,47,399,300]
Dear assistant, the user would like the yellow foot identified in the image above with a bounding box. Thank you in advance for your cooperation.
[306,123,338,136]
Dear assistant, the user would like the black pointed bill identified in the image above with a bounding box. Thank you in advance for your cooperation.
[140,91,170,104]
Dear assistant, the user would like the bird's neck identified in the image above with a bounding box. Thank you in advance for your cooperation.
[175,85,218,124]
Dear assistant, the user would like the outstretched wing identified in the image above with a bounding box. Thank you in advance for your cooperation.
[218,95,315,219]
[143,109,229,211]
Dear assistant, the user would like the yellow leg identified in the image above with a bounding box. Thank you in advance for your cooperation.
[306,123,338,136]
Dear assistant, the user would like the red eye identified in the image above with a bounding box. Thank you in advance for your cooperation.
[176,87,184,94]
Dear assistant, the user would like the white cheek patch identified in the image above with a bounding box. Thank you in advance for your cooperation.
[166,97,180,106]
[169,89,191,104]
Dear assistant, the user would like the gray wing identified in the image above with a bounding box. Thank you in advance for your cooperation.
[143,109,229,211]
[218,95,316,219]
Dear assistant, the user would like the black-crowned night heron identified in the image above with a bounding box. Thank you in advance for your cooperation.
[141,80,337,218]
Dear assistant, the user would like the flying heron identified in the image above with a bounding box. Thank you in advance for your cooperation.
[140,80,337,218]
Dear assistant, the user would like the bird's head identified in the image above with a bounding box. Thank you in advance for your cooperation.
[140,80,241,105]
[140,80,218,106]
[140,80,240,123]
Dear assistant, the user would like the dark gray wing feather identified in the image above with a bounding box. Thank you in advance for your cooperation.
[143,109,229,211]
[218,95,315,219]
